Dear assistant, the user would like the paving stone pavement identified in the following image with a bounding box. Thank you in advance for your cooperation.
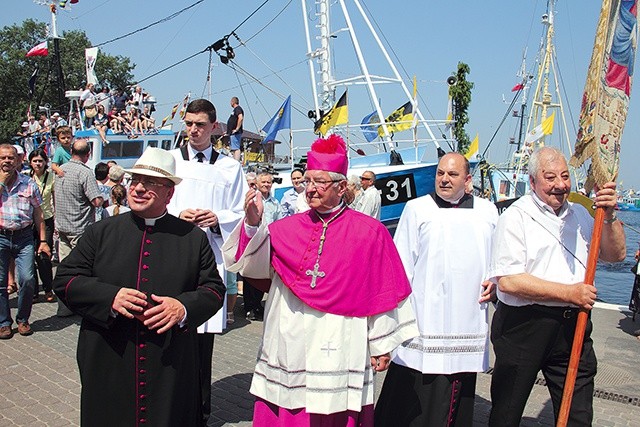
[1,295,639,426]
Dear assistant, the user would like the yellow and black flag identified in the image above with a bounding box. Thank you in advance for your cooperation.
[314,90,348,136]
[378,101,414,136]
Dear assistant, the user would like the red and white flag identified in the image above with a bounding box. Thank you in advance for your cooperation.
[26,41,48,57]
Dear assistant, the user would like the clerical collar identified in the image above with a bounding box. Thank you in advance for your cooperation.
[187,144,212,162]
[316,202,345,216]
[430,192,473,209]
[137,210,168,226]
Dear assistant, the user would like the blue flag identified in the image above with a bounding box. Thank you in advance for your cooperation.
[261,96,291,144]
[361,110,379,142]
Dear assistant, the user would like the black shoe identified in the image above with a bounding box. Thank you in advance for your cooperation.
[251,311,264,321]
[56,301,74,317]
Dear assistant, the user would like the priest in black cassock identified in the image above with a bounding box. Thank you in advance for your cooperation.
[53,147,226,427]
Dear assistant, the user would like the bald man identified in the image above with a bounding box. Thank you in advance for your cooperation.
[376,153,498,426]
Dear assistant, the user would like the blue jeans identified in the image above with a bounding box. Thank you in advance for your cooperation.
[0,231,36,327]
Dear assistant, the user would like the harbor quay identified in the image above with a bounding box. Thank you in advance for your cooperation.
[1,295,639,426]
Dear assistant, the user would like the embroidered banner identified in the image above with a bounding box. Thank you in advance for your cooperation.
[570,0,638,192]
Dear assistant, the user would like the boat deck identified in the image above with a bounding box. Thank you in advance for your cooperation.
[1,296,638,426]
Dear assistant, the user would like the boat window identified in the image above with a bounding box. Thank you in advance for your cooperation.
[147,140,158,148]
[499,180,511,196]
[515,181,527,197]
[101,140,144,160]
[161,140,172,150]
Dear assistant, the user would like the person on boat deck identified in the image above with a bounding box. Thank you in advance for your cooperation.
[226,96,244,162]
[51,126,73,177]
[222,133,418,426]
[488,147,626,426]
[375,152,498,427]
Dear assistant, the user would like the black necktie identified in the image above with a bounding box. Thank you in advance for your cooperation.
[195,152,205,163]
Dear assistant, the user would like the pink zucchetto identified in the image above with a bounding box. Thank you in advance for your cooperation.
[306,134,348,176]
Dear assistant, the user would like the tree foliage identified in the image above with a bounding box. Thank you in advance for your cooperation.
[0,19,135,142]
[449,62,474,154]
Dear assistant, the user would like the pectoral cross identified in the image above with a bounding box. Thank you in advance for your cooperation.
[306,263,325,288]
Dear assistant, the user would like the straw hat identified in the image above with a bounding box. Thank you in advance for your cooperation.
[124,147,182,185]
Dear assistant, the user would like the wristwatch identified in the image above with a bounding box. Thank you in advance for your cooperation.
[603,212,618,224]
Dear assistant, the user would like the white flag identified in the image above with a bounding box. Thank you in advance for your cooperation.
[85,47,99,85]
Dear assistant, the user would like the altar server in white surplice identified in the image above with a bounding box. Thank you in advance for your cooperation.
[375,152,498,427]
[167,99,247,426]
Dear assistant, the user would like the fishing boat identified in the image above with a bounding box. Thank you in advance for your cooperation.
[259,0,459,224]
[482,0,585,203]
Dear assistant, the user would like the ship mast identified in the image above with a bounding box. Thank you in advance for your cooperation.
[302,0,442,152]
[48,2,67,110]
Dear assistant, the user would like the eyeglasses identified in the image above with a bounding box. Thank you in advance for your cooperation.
[184,120,209,128]
[359,176,372,181]
[301,178,341,190]
[130,177,170,190]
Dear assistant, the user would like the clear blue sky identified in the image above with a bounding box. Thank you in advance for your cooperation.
[5,0,639,189]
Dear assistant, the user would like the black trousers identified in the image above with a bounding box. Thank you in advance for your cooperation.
[33,217,54,294]
[489,302,597,426]
[198,333,215,426]
[243,278,264,315]
[375,362,477,427]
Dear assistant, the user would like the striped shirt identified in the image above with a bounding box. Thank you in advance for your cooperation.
[0,172,42,230]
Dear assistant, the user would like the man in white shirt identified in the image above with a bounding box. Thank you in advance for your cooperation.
[488,147,625,426]
[375,152,498,426]
[355,170,381,219]
[167,98,247,425]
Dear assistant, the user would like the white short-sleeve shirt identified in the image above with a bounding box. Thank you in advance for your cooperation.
[488,193,594,307]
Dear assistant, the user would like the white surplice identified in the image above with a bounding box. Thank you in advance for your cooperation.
[168,149,248,333]
[222,222,418,414]
[392,195,498,374]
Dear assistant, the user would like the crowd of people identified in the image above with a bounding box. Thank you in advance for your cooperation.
[14,85,158,154]
[0,96,629,427]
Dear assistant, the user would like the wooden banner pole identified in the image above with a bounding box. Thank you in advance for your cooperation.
[556,206,605,426]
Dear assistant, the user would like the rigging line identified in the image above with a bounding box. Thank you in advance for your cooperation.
[358,2,441,123]
[135,49,207,85]
[229,63,261,131]
[481,89,522,159]
[140,2,203,77]
[238,41,310,108]
[229,0,273,35]
[240,65,272,124]
[212,59,307,95]
[70,0,113,20]
[226,60,310,117]
[238,0,294,45]
[201,50,214,99]
[92,0,206,48]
